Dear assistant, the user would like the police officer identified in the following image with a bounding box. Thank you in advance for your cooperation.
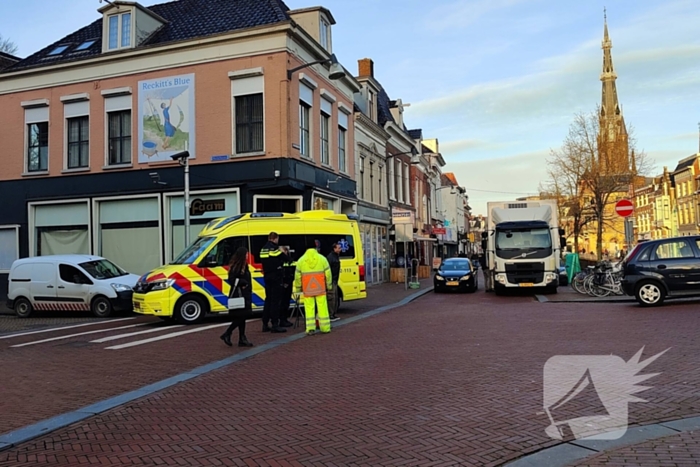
[278,246,295,327]
[259,232,288,333]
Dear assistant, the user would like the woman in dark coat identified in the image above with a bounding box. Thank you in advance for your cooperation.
[220,247,254,347]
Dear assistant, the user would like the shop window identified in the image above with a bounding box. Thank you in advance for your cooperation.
[98,198,160,275]
[0,226,19,272]
[32,202,90,256]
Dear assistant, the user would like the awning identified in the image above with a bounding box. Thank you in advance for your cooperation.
[414,236,437,242]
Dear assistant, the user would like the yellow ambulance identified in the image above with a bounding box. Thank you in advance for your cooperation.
[132,210,367,324]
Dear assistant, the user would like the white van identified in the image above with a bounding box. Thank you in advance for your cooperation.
[7,255,140,318]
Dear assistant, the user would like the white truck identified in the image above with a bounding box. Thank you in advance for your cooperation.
[481,199,565,294]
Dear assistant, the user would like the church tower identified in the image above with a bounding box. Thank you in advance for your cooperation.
[597,10,630,175]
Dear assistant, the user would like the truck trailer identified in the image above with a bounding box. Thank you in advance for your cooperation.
[481,199,566,294]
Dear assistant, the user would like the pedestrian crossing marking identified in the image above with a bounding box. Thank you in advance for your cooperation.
[90,325,185,343]
[104,323,229,350]
[10,323,149,348]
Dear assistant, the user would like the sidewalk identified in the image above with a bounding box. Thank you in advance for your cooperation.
[537,285,635,303]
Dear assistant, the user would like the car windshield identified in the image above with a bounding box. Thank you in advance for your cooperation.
[79,259,127,280]
[171,236,216,265]
[441,261,470,271]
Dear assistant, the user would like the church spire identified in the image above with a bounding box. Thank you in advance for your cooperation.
[600,8,619,119]
[598,9,629,174]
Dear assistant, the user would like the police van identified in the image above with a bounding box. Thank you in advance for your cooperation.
[132,211,367,324]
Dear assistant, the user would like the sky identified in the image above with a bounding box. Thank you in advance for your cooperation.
[2,0,700,215]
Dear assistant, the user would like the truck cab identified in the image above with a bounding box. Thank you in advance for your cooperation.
[482,200,566,294]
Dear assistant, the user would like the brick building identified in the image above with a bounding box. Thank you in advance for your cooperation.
[0,0,361,297]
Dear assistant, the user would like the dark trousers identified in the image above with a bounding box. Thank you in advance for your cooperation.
[224,318,247,340]
[262,280,284,327]
[280,282,293,321]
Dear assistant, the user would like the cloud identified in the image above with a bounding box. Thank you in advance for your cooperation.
[424,0,528,32]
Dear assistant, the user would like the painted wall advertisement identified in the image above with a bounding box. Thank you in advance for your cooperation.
[138,74,195,163]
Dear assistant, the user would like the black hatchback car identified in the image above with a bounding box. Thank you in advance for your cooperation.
[621,236,700,306]
[434,258,478,293]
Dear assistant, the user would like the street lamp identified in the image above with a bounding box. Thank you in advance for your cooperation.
[287,53,346,81]
[171,151,191,246]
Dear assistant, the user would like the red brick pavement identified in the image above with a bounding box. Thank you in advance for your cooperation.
[0,279,430,435]
[572,432,700,466]
[2,287,700,466]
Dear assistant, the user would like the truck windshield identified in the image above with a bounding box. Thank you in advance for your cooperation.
[171,236,216,265]
[496,228,552,256]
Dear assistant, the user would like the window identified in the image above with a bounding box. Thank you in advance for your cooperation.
[199,236,248,268]
[235,93,263,154]
[75,40,96,51]
[370,160,374,203]
[108,110,131,165]
[299,102,311,158]
[338,110,348,173]
[108,12,132,50]
[368,90,375,122]
[48,45,68,56]
[378,165,383,205]
[359,157,365,200]
[320,112,330,165]
[389,161,395,200]
[59,264,92,285]
[320,19,329,49]
[653,240,695,260]
[404,163,410,203]
[0,226,19,272]
[27,122,49,172]
[396,160,403,203]
[338,127,346,172]
[67,116,89,169]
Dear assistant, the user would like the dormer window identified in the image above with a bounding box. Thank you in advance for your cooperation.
[320,19,330,50]
[108,12,132,50]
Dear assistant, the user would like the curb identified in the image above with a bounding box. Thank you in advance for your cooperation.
[502,416,700,467]
[0,286,433,453]
[535,295,635,304]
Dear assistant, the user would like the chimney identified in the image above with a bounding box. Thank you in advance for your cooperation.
[358,58,374,78]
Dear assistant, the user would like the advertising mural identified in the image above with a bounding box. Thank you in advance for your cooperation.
[138,74,195,163]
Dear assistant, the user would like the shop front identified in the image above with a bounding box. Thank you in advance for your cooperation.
[358,204,390,286]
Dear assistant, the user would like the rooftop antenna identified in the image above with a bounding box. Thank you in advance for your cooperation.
[99,0,120,9]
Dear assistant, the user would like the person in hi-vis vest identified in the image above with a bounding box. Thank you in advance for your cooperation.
[293,238,333,335]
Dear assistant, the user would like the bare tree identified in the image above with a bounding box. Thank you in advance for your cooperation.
[0,34,18,55]
[544,110,652,260]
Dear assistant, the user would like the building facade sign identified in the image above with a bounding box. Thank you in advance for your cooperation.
[138,73,196,163]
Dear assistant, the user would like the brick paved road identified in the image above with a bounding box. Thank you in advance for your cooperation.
[0,279,430,435]
[2,284,700,466]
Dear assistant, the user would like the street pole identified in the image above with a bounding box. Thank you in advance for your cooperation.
[184,156,190,247]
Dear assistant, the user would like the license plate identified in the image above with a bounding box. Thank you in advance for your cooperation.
[519,283,534,287]
[447,281,460,286]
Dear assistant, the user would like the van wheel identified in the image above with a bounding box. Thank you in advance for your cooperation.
[15,298,33,318]
[91,296,113,318]
[635,281,665,307]
[174,295,207,324]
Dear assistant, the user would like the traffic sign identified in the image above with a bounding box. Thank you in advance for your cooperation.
[615,199,634,217]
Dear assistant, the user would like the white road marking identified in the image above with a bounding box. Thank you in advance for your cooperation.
[90,325,185,343]
[0,317,136,340]
[10,323,150,348]
[105,323,230,350]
